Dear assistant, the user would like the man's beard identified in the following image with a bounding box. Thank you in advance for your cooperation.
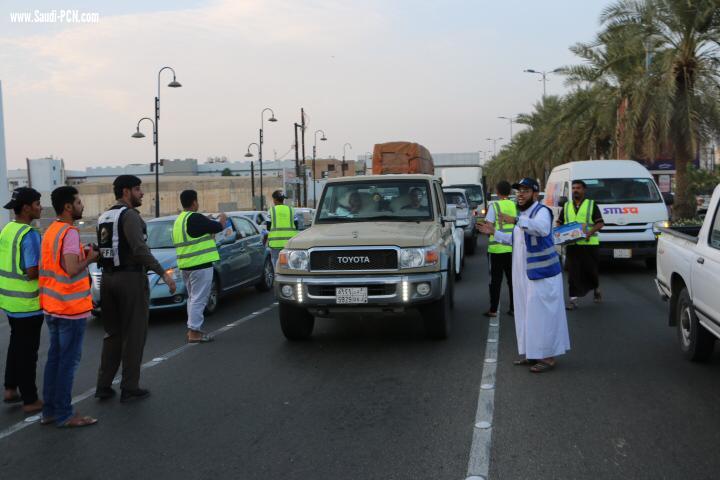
[131,195,142,207]
[517,197,535,211]
[72,210,83,221]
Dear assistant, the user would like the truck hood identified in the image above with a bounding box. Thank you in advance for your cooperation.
[597,202,668,225]
[286,222,437,249]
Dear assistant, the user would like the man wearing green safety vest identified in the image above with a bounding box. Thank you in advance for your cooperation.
[173,190,226,343]
[557,180,604,310]
[268,190,299,268]
[0,187,45,414]
[482,181,517,317]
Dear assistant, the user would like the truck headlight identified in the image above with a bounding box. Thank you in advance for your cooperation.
[279,250,309,271]
[399,247,439,269]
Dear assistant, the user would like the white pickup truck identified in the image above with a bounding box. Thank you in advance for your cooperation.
[656,184,720,361]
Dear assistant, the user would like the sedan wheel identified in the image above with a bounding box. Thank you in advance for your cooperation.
[204,277,219,316]
[256,257,274,292]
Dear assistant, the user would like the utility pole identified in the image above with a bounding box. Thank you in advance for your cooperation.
[301,108,307,207]
[250,161,255,207]
[294,123,301,206]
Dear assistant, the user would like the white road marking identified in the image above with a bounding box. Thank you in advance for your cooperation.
[0,303,277,441]
[465,311,501,480]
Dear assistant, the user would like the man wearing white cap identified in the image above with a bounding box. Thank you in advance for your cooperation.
[478,178,570,373]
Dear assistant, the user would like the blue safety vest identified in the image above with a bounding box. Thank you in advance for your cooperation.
[522,203,562,280]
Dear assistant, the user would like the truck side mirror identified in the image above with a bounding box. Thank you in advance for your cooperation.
[443,204,457,224]
[662,192,674,206]
[558,196,568,208]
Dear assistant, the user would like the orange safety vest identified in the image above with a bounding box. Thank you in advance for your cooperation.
[39,220,93,316]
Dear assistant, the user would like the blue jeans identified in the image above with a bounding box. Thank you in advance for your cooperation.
[42,316,87,424]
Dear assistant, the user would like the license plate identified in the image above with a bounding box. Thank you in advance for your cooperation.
[336,287,368,304]
[613,249,632,259]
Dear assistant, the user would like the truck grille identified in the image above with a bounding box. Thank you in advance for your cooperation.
[307,285,397,296]
[310,249,398,271]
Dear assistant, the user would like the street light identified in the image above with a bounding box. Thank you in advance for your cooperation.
[498,116,519,139]
[257,107,278,211]
[312,129,327,208]
[245,143,259,205]
[486,137,503,157]
[342,142,352,177]
[132,66,182,218]
[523,68,561,97]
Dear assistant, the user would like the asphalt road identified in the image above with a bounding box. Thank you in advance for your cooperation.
[1,242,719,480]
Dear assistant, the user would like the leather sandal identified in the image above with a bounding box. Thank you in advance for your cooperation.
[57,415,98,428]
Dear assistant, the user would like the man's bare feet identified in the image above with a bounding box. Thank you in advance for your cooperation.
[3,388,21,404]
[22,399,43,414]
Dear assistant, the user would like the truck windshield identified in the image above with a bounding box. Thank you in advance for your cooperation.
[582,178,662,204]
[443,192,468,208]
[316,180,434,223]
[449,184,484,204]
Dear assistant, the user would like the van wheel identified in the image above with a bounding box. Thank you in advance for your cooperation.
[422,264,453,339]
[279,303,315,340]
[676,287,715,361]
[466,233,477,255]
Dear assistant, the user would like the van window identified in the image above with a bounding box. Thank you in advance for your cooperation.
[581,178,661,204]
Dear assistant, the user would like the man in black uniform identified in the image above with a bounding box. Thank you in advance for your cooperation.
[95,175,176,403]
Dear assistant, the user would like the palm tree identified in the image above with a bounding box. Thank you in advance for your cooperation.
[599,0,720,218]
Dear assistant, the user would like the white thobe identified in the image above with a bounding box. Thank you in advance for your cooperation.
[493,202,570,359]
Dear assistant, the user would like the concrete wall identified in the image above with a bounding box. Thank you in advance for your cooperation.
[77,175,283,218]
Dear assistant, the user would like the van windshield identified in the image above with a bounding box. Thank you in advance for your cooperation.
[316,180,434,223]
[582,178,662,204]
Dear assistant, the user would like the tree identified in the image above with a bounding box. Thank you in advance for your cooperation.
[599,0,720,217]
[221,168,233,177]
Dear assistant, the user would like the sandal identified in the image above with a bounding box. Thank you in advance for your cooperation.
[57,415,98,428]
[483,311,498,318]
[40,417,56,426]
[565,302,578,311]
[513,358,537,366]
[594,290,602,303]
[188,334,214,343]
[530,361,556,373]
[3,394,21,404]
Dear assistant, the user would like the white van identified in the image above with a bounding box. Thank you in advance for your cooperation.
[544,160,672,267]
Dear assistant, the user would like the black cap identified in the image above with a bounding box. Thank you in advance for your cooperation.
[3,187,41,210]
[512,178,540,192]
[272,190,286,201]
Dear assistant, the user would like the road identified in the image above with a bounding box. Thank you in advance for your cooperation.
[1,240,719,480]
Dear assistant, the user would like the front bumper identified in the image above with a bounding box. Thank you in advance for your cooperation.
[275,272,446,313]
[598,240,657,259]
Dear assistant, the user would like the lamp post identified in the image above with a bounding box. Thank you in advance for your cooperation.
[245,143,259,207]
[258,108,277,211]
[131,116,157,212]
[498,116,518,139]
[486,137,503,157]
[142,67,182,218]
[312,129,327,208]
[523,68,561,97]
[342,142,352,177]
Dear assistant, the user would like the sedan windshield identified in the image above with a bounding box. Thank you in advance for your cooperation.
[582,178,662,204]
[316,180,434,223]
[146,220,175,249]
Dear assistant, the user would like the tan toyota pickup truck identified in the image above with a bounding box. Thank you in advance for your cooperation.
[274,174,457,340]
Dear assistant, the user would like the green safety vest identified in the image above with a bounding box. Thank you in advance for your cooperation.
[268,205,297,250]
[0,221,40,313]
[488,199,517,254]
[172,211,221,270]
[564,199,600,246]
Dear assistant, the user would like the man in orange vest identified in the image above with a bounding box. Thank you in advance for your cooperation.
[39,186,99,428]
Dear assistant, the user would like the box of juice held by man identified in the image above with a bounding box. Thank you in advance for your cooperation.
[553,222,585,245]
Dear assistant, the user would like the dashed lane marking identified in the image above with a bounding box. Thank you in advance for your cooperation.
[0,303,277,441]
[465,311,501,480]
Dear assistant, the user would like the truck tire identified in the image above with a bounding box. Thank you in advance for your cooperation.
[422,263,454,339]
[676,287,715,362]
[466,232,477,255]
[279,302,315,340]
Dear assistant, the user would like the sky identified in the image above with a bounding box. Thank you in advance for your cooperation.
[0,0,615,170]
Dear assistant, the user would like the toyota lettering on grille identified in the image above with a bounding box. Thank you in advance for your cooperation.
[336,256,371,264]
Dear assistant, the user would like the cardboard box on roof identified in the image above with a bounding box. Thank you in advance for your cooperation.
[372,142,434,175]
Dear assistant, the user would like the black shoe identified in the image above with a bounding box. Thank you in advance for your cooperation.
[94,387,117,400]
[120,388,151,403]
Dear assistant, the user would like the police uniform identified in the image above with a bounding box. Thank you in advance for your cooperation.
[96,202,164,394]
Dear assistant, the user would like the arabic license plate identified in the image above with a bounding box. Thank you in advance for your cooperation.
[613,249,632,259]
[336,287,368,304]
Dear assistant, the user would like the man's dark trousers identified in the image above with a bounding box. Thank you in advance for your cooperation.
[489,252,513,313]
[97,270,149,391]
[4,314,44,404]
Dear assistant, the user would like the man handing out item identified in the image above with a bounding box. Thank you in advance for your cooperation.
[557,180,604,310]
[478,178,570,373]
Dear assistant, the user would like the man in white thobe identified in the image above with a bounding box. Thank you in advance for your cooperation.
[478,178,570,372]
